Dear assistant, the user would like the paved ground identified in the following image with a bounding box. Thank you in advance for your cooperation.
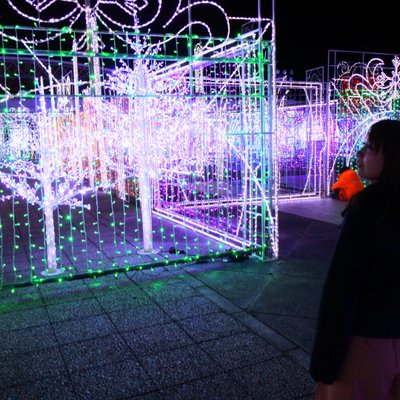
[0,197,346,400]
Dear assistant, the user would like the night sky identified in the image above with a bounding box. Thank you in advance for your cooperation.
[220,0,399,79]
[273,0,399,79]
[1,0,398,80]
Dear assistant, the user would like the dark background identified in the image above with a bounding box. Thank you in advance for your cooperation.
[224,0,399,79]
[1,0,398,80]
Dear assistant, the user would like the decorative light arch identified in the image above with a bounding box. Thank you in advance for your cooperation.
[329,55,400,187]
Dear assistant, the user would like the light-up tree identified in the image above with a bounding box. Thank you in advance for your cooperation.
[104,56,228,254]
[0,0,277,282]
[4,0,234,256]
[0,81,94,276]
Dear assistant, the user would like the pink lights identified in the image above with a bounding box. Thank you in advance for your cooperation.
[0,8,276,286]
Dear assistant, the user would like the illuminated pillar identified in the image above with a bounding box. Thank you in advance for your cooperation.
[136,63,155,254]
[39,78,63,276]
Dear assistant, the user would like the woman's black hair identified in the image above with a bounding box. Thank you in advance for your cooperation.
[368,119,400,191]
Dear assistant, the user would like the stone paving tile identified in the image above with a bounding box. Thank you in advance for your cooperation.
[177,312,248,342]
[69,359,155,400]
[167,269,206,288]
[53,314,117,345]
[297,395,316,400]
[0,346,66,388]
[254,313,317,354]
[39,279,93,305]
[83,273,134,293]
[0,207,335,399]
[46,297,104,323]
[139,345,223,389]
[140,280,200,302]
[229,357,315,400]
[196,286,242,313]
[128,392,165,400]
[126,268,180,284]
[94,284,154,313]
[0,374,77,400]
[190,268,273,310]
[0,285,44,313]
[200,332,281,371]
[234,312,296,352]
[108,303,171,333]
[158,295,221,320]
[60,333,136,373]
[0,324,58,357]
[288,347,312,371]
[247,275,322,319]
[0,306,50,332]
[273,258,330,279]
[159,372,253,400]
[128,266,204,289]
[122,322,195,357]
[202,257,274,274]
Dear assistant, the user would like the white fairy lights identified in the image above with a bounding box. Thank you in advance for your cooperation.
[0,2,276,285]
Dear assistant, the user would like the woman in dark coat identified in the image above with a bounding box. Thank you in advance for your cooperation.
[309,119,400,400]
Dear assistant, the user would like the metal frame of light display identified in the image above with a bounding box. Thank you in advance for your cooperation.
[275,80,326,199]
[326,50,400,189]
[0,2,276,289]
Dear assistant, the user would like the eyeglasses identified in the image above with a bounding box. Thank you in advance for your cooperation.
[363,142,376,151]
[358,142,376,154]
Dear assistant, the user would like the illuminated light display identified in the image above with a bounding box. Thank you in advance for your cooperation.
[1,3,399,290]
[5,0,231,50]
[0,82,95,277]
[275,81,327,198]
[271,53,400,200]
[0,1,276,288]
[328,54,400,188]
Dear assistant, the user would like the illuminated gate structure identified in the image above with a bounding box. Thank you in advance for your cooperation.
[275,81,327,199]
[275,51,400,200]
[0,19,276,288]
[274,51,400,201]
[326,50,400,188]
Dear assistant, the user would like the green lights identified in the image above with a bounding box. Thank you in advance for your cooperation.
[393,98,400,112]
[0,23,275,291]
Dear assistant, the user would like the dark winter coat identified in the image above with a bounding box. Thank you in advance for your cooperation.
[309,183,400,384]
